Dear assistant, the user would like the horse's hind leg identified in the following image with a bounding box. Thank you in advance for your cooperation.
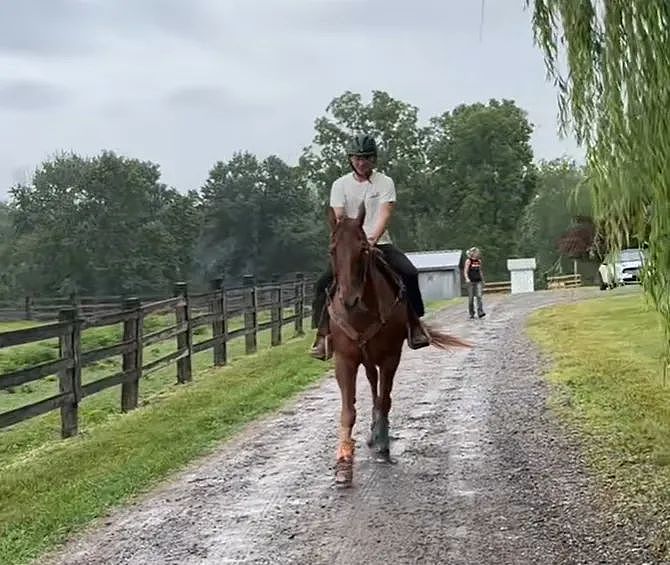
[364,363,378,448]
[334,354,358,487]
[373,352,401,461]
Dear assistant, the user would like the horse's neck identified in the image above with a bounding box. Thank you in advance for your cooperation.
[362,262,396,315]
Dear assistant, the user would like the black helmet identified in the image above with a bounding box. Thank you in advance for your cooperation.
[346,133,377,158]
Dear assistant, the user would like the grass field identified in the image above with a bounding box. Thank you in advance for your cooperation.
[527,291,670,557]
[0,298,458,565]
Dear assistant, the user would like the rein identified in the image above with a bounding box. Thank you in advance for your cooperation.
[327,245,405,360]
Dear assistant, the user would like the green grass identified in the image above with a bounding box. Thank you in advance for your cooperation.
[0,330,325,565]
[0,298,456,565]
[425,296,465,316]
[527,292,670,557]
[0,310,300,464]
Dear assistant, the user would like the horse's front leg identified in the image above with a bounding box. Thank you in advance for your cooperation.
[334,353,358,487]
[364,362,378,448]
[373,352,401,462]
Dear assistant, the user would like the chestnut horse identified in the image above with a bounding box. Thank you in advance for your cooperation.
[326,205,470,487]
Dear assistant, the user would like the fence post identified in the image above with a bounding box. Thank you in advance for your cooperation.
[243,275,257,354]
[121,297,142,412]
[294,272,304,336]
[174,282,192,383]
[58,307,81,438]
[210,277,226,366]
[271,273,282,346]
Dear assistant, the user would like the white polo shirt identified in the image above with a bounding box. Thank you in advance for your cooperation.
[329,171,396,245]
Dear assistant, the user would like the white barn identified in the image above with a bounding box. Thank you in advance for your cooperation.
[406,249,463,302]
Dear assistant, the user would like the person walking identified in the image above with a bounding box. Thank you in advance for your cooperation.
[464,247,486,319]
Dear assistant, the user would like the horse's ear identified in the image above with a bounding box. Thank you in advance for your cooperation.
[356,202,366,228]
[327,207,337,233]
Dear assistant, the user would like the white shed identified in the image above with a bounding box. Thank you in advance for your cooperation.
[406,250,463,301]
[507,257,537,294]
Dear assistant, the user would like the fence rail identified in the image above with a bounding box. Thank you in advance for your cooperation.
[546,273,582,289]
[0,274,314,437]
[483,280,511,294]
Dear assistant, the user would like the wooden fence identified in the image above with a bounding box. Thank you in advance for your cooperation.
[0,274,314,438]
[0,293,174,322]
[461,280,511,296]
[546,273,582,289]
[483,280,511,294]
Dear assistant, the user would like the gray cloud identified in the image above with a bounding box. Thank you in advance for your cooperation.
[0,0,99,56]
[0,0,583,199]
[0,80,69,111]
[165,86,252,112]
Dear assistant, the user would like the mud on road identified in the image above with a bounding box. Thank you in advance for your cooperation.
[42,289,662,565]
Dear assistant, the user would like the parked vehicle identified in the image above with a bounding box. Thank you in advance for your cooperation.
[598,248,646,290]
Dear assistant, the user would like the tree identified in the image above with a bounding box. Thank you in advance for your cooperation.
[0,201,16,299]
[197,153,322,282]
[428,99,537,278]
[515,158,588,276]
[8,151,199,296]
[530,1,670,364]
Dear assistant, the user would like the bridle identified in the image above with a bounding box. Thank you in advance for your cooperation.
[326,231,404,360]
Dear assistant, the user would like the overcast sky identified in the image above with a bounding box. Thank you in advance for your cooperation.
[0,0,582,199]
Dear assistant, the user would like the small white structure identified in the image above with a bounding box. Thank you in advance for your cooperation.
[406,249,463,301]
[507,258,537,294]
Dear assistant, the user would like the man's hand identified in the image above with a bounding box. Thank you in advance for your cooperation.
[367,235,378,247]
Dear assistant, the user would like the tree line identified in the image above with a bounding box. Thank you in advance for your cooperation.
[0,90,593,300]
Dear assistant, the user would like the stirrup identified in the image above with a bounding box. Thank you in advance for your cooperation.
[310,335,333,361]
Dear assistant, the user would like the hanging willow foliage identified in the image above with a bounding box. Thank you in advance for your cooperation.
[528,0,670,370]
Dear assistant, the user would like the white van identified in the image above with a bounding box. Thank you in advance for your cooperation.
[598,248,646,290]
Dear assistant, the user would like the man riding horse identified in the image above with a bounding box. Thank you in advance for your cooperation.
[310,133,432,360]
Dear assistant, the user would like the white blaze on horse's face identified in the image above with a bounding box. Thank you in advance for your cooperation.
[330,218,368,311]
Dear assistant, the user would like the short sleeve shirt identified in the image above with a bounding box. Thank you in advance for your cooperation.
[329,171,396,245]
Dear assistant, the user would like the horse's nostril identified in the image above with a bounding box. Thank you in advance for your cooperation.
[344,296,359,310]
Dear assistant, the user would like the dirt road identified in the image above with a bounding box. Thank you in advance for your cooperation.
[42,288,660,565]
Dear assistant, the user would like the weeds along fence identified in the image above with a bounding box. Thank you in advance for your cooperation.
[0,274,315,438]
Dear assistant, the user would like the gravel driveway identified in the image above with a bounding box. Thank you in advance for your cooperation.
[41,288,663,565]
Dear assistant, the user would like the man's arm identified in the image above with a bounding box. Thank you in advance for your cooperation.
[464,258,471,282]
[368,178,396,244]
[368,202,394,244]
[329,179,345,221]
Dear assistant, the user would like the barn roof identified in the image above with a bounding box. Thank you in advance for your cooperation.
[406,249,463,272]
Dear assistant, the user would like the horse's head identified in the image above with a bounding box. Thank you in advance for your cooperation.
[328,204,370,311]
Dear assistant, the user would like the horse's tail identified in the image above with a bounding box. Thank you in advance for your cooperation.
[425,324,472,350]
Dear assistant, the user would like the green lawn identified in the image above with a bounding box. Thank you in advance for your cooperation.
[527,292,670,558]
[425,296,465,316]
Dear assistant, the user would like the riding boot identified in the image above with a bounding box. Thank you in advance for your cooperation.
[309,304,333,361]
[406,308,431,350]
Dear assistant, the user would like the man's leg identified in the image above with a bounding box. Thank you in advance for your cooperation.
[377,244,430,349]
[476,281,485,318]
[310,264,334,360]
[467,282,475,319]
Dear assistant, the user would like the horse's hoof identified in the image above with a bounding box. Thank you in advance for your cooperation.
[374,448,392,463]
[335,458,353,487]
[335,473,353,488]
